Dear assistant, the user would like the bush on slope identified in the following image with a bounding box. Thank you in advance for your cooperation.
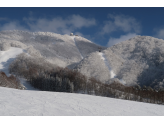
[0,71,25,89]
[0,42,10,51]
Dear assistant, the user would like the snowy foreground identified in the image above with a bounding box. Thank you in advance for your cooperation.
[0,87,164,116]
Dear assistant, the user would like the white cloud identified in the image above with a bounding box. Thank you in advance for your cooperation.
[68,15,96,28]
[101,14,141,35]
[101,21,117,34]
[155,29,164,39]
[23,15,96,34]
[0,15,96,35]
[108,33,137,47]
[0,21,27,31]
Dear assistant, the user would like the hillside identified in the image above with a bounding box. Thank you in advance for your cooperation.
[0,30,105,68]
[74,36,164,89]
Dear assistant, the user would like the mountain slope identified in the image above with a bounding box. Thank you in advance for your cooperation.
[74,36,164,88]
[0,30,106,67]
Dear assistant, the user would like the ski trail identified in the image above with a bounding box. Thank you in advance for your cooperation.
[0,47,39,91]
[98,52,126,85]
[98,52,116,78]
[73,37,83,59]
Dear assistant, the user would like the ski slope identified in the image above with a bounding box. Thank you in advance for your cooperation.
[0,47,37,90]
[98,52,116,78]
[73,36,84,59]
[0,47,24,76]
[98,52,127,85]
[0,87,164,116]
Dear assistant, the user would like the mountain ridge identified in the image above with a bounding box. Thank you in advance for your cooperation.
[0,30,106,68]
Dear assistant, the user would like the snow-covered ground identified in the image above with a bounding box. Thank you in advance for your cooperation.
[0,87,164,116]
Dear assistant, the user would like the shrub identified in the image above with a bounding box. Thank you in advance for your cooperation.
[0,43,10,51]
[0,71,25,90]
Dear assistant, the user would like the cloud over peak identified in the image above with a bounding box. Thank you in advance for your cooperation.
[23,14,96,34]
[0,15,96,35]
[108,33,137,47]
[101,14,141,35]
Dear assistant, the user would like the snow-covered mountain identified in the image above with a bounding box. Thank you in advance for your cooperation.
[74,36,164,88]
[1,30,164,89]
[0,86,164,116]
[0,30,105,68]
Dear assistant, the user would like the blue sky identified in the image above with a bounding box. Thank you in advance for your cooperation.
[0,7,164,47]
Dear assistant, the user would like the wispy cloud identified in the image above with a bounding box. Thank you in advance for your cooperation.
[107,33,137,47]
[101,14,141,35]
[154,29,164,39]
[0,15,96,35]
[23,15,96,34]
[0,21,27,31]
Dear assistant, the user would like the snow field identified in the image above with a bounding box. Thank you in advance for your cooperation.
[0,87,164,116]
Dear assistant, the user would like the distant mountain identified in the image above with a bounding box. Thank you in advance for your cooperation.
[74,36,164,89]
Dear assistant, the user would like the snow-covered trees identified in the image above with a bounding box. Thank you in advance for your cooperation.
[0,43,10,51]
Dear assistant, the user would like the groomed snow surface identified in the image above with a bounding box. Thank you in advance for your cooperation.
[0,87,164,116]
